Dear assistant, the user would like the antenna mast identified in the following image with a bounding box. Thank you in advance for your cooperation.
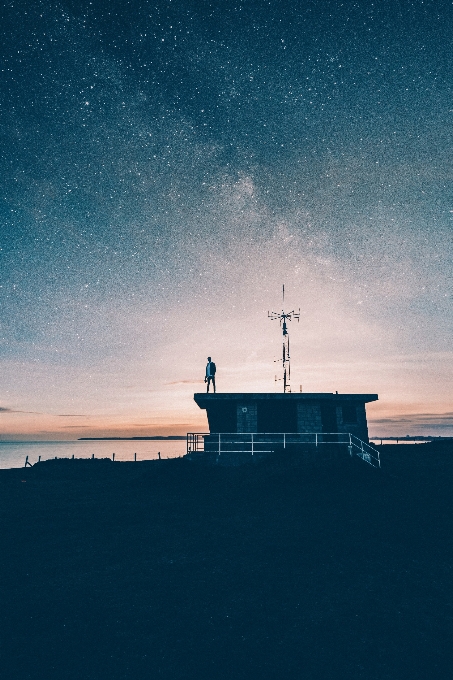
[268,285,300,393]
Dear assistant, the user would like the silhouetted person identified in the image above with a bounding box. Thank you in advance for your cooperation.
[205,357,216,393]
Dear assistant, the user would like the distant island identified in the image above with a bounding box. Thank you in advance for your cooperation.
[78,436,186,441]
[370,436,453,442]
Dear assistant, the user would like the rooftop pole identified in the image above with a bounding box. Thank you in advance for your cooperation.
[268,285,300,393]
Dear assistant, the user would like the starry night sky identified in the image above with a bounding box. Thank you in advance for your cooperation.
[1,0,452,439]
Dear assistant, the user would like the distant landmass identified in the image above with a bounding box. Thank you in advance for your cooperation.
[370,436,453,441]
[78,436,186,441]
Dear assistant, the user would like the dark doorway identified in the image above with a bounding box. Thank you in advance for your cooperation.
[321,402,338,441]
[342,402,358,424]
[206,403,237,433]
[257,401,297,433]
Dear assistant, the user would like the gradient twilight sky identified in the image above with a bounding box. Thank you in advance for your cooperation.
[1,0,452,440]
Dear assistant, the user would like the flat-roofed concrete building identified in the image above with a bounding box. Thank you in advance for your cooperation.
[193,392,378,443]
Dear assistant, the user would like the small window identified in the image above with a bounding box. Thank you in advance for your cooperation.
[342,403,358,424]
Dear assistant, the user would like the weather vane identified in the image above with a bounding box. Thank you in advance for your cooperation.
[268,284,300,393]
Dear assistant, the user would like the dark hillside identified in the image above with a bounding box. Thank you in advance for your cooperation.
[1,446,452,679]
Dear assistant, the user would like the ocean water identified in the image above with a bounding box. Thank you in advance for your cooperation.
[0,439,187,469]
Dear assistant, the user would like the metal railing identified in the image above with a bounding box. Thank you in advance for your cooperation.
[186,432,381,468]
[348,434,381,467]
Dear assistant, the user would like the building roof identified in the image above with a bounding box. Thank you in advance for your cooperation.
[194,392,379,409]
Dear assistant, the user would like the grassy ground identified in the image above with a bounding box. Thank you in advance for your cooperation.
[0,444,452,680]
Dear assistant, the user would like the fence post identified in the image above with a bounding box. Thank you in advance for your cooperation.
[134,452,137,462]
[112,453,115,461]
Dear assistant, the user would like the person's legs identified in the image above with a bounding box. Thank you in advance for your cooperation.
[212,376,216,393]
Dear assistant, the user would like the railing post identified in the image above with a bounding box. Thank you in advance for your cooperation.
[218,433,221,457]
[251,433,254,456]
[283,433,286,449]
[315,433,318,448]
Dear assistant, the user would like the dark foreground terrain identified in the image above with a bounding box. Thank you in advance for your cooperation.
[1,444,452,680]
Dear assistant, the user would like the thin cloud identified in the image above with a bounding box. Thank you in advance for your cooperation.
[166,380,202,385]
[0,407,42,414]
[1,407,90,417]
[57,414,91,417]
[62,425,91,429]
[372,412,453,425]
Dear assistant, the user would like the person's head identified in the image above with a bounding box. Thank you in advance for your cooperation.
[207,356,211,362]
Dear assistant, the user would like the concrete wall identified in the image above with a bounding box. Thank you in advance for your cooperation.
[335,403,369,443]
[356,403,369,442]
[213,399,369,439]
[236,401,257,433]
[297,402,323,432]
[199,394,374,443]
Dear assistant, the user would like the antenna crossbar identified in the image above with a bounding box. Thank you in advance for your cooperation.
[268,285,300,393]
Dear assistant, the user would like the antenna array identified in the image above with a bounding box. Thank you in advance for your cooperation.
[268,285,300,393]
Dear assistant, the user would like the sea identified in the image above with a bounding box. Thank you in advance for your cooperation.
[0,439,187,469]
